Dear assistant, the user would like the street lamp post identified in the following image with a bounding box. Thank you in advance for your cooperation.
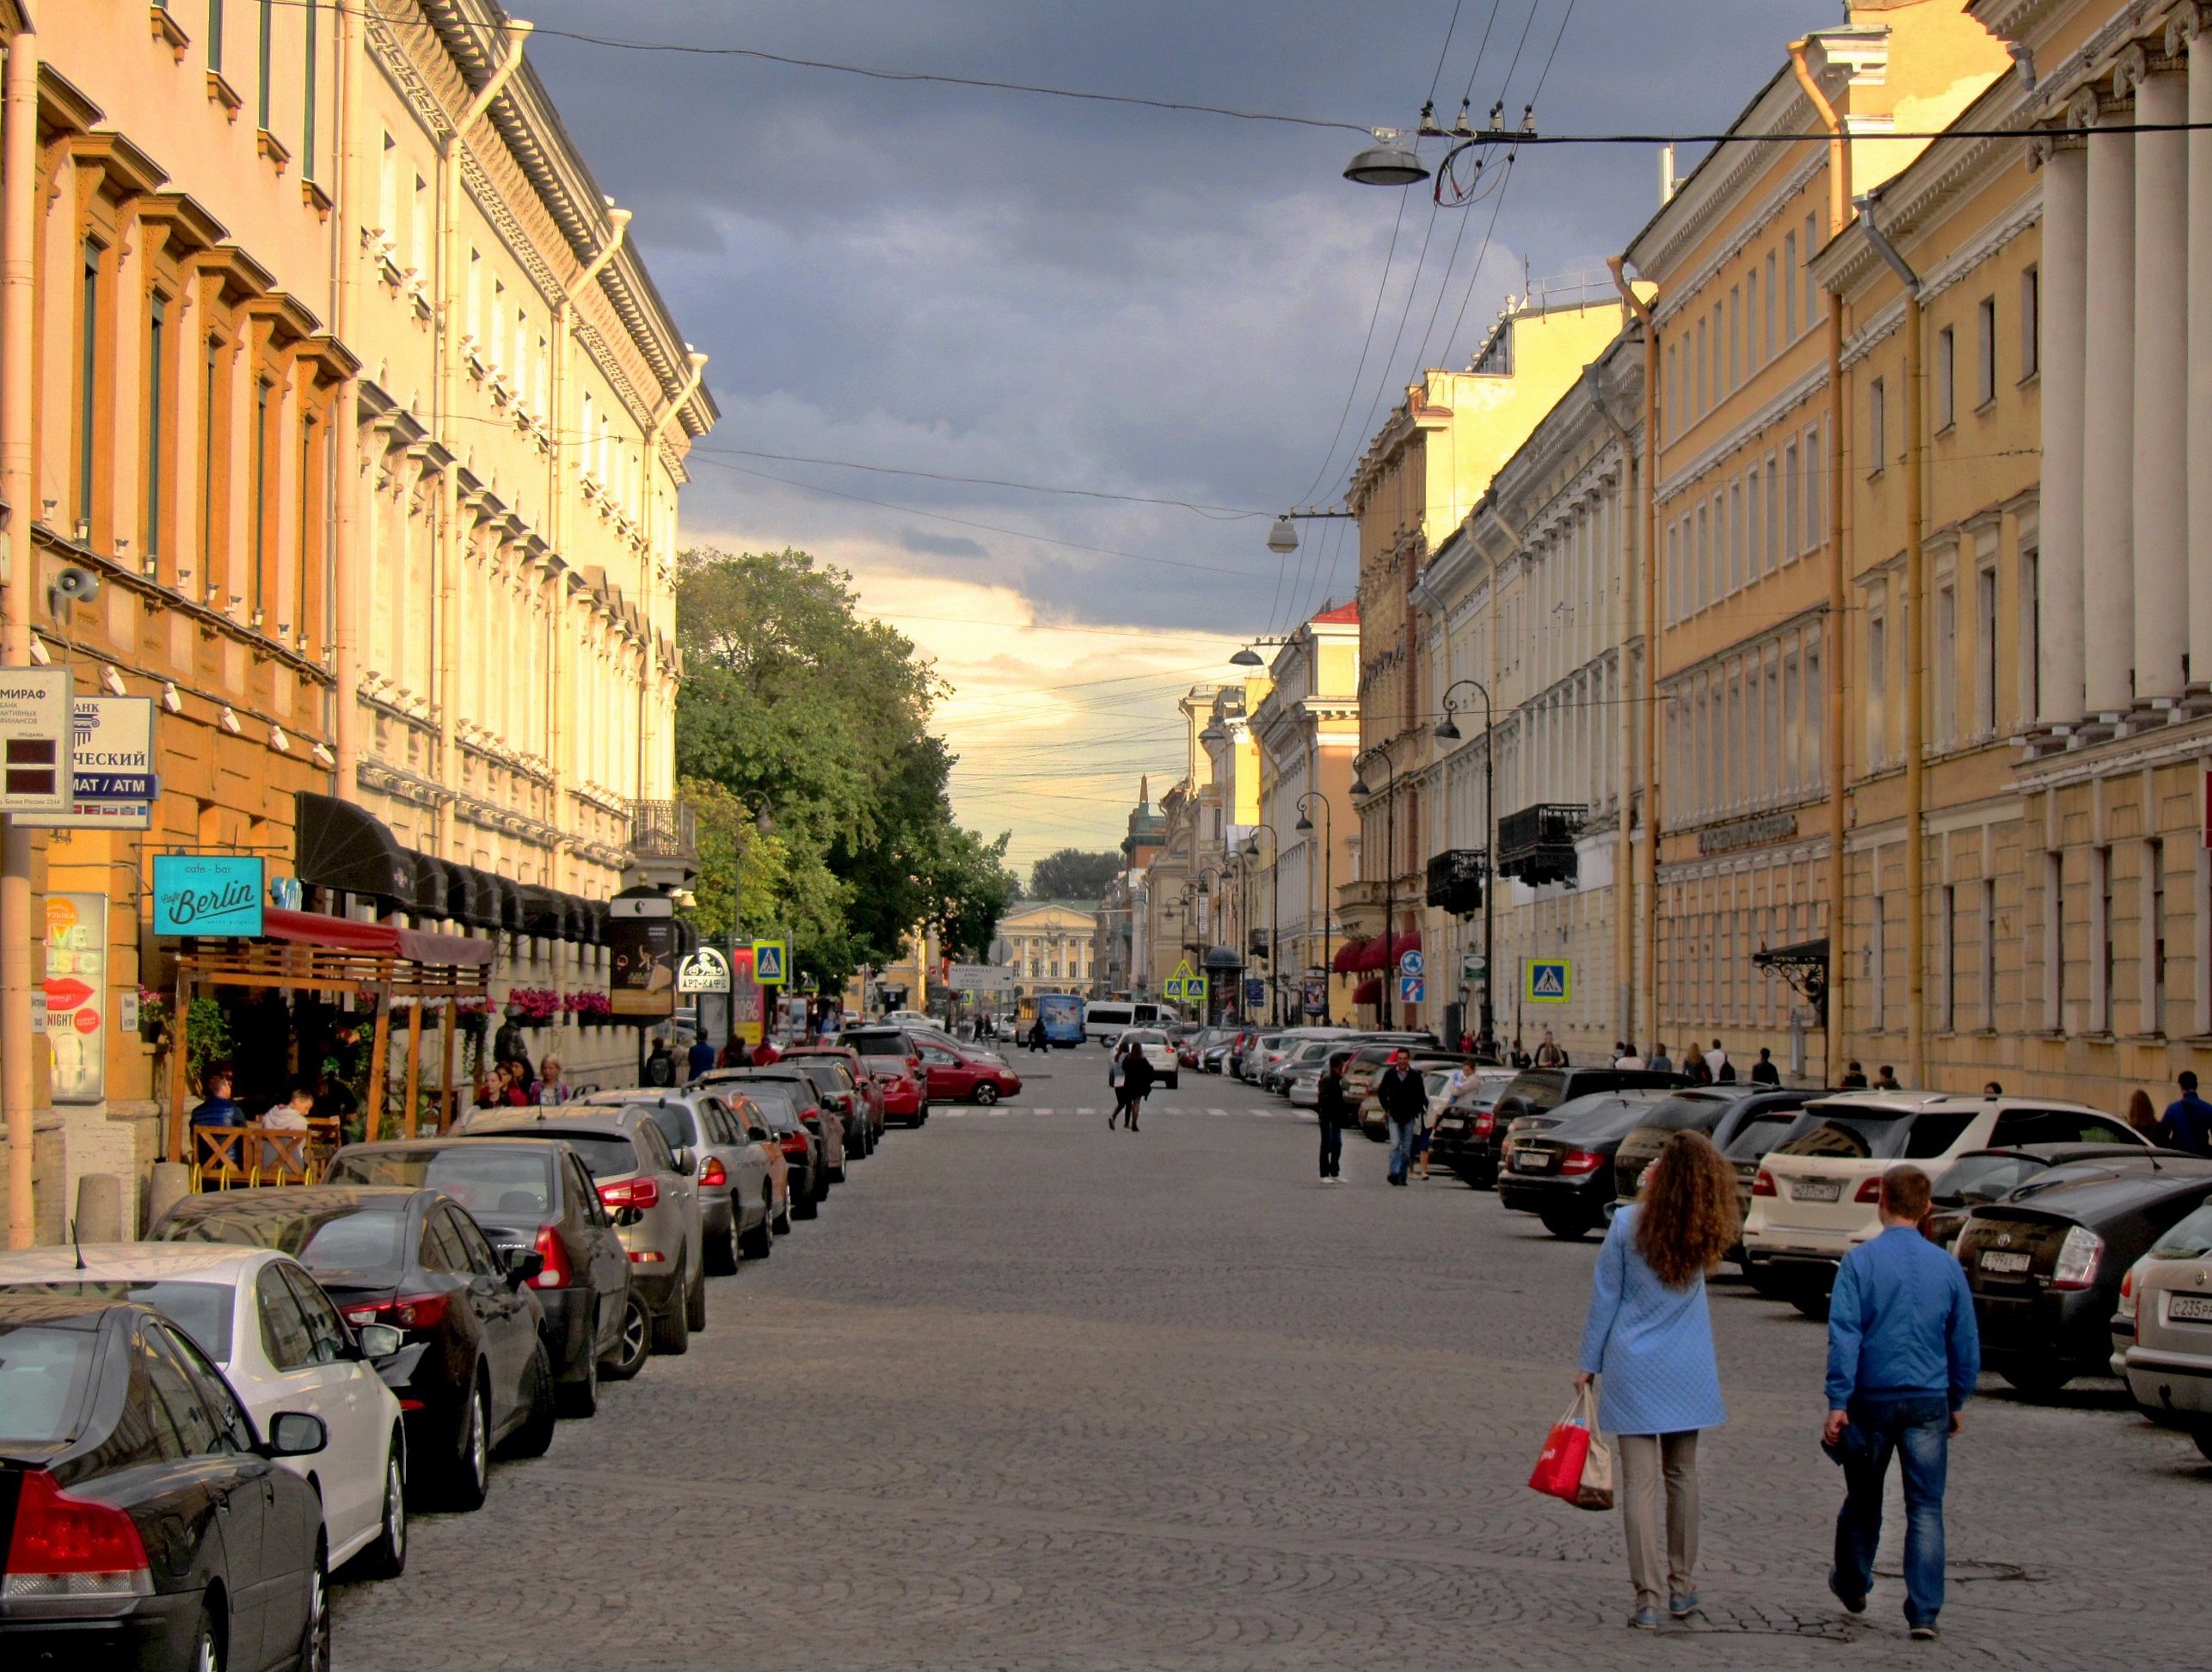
[1350,747,1398,1028]
[1295,790,1333,1024]
[1245,823,1280,1024]
[1435,679,1497,1055]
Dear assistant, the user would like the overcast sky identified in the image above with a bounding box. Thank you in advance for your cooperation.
[516,0,1846,870]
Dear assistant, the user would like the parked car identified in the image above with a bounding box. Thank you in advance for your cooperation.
[1480,1066,1690,1178]
[716,1078,827,1218]
[1925,1143,2166,1249]
[0,1244,409,1580]
[1745,1094,2150,1310]
[1497,1090,1677,1238]
[912,1037,1025,1105]
[1427,1067,1525,1183]
[2111,1196,2212,1457]
[1336,1035,1451,1104]
[1113,1028,1181,1089]
[1257,1030,1359,1092]
[1612,1088,1828,1203]
[1956,1155,2212,1394]
[324,1136,633,1416]
[1201,1033,1238,1073]
[1265,1039,1335,1097]
[783,1044,888,1146]
[458,1105,706,1363]
[0,1293,333,1670]
[839,1026,930,1125]
[1082,999,1164,1044]
[573,1091,778,1272]
[152,1184,556,1510]
[712,1067,847,1188]
[778,1052,877,1153]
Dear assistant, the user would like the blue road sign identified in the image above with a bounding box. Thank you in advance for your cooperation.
[1399,975,1424,1005]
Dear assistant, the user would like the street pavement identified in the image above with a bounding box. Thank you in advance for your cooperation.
[334,1056,2207,1669]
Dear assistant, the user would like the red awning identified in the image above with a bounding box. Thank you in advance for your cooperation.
[261,907,494,967]
[1331,938,1367,974]
[1351,976,1382,1005]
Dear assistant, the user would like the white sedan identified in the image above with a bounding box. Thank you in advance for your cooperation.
[1112,1029,1181,1089]
[0,1241,409,1577]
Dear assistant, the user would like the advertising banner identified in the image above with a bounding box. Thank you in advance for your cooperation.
[152,854,265,937]
[678,947,733,993]
[0,667,71,814]
[611,913,679,1017]
[43,892,107,1104]
[730,944,764,1047]
[15,697,156,829]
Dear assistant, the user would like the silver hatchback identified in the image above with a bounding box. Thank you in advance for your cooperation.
[462,1106,706,1358]
[579,1090,776,1272]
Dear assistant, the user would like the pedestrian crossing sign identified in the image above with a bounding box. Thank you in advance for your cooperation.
[1526,958,1570,1003]
[752,939,787,986]
[1164,977,1185,1000]
[1188,974,1208,1002]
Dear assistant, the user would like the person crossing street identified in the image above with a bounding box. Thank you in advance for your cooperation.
[1315,1051,1350,1183]
[1376,1050,1429,1187]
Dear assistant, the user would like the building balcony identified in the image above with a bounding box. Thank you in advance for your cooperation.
[1495,804,1584,888]
[1425,849,1488,915]
[625,797,699,890]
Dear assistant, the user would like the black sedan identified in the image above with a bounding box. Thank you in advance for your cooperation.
[1612,1087,1829,1202]
[324,1138,632,1418]
[1957,1154,2212,1395]
[1926,1143,2171,1249]
[709,1077,826,1217]
[1498,1090,1676,1239]
[152,1185,555,1510]
[0,1294,331,1672]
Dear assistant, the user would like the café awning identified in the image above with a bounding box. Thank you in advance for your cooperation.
[294,791,415,907]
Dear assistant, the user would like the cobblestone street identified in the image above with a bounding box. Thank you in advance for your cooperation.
[333,1064,2207,1670]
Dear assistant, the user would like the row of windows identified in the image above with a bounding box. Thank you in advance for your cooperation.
[1664,210,1822,442]
[1663,625,1825,828]
[1659,891,1824,1034]
[1662,421,1824,625]
[193,1,323,180]
[1869,267,2039,462]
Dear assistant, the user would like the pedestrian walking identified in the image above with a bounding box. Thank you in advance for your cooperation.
[719,1036,753,1069]
[2156,1071,2212,1156]
[1121,1041,1155,1132]
[1108,1039,1132,1129]
[1822,1165,1980,1640]
[1315,1051,1350,1183]
[1377,1050,1428,1186]
[1873,1065,1902,1091]
[1683,1051,1711,1086]
[1576,1131,1736,1630]
[1840,1060,1868,1090]
[1703,1039,1730,1082]
[1647,1042,1674,1073]
[642,1036,677,1087]
[1536,1030,1567,1068]
[1750,1048,1780,1086]
[1615,1044,1646,1069]
[686,1032,718,1082]
[2126,1087,2160,1140]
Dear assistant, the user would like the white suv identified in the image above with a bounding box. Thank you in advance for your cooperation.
[1114,1029,1180,1089]
[1742,1093,2147,1308]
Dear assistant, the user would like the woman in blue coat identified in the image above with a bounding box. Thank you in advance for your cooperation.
[1576,1130,1739,1629]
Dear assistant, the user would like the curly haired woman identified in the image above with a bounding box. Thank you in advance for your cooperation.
[1575,1130,1740,1629]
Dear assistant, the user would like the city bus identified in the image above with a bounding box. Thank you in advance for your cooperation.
[1032,992,1085,1048]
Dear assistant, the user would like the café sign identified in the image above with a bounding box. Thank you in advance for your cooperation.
[152,854,266,937]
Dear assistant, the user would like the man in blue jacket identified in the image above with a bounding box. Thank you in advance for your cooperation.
[1822,1165,1979,1640]
[2156,1070,2212,1156]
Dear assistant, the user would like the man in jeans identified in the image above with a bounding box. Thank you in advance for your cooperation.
[1375,1051,1428,1187]
[1822,1165,1980,1640]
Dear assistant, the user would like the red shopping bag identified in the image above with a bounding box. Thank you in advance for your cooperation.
[1528,1393,1594,1503]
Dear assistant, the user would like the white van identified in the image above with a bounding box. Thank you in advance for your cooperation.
[1084,1000,1163,1044]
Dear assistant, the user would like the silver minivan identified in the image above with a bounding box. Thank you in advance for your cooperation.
[579,1090,777,1272]
[463,1107,706,1357]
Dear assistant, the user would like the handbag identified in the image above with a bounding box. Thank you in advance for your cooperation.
[1528,1386,1615,1511]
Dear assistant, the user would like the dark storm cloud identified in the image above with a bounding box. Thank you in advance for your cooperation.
[519,0,1844,632]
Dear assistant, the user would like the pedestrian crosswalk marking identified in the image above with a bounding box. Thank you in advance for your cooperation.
[933,1104,1283,1119]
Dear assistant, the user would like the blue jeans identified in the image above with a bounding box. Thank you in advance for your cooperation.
[1387,1115,1420,1180]
[1833,1395,1951,1628]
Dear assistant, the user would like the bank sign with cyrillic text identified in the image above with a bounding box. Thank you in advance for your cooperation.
[152,854,266,937]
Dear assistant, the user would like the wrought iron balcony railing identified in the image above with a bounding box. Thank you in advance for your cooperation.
[630,798,698,860]
[1495,804,1584,888]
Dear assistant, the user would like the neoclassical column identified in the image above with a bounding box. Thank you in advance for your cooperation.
[2037,135,2089,728]
[2129,52,2188,705]
[2082,89,2137,721]
[2181,5,2212,693]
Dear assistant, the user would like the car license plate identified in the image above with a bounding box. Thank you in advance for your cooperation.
[1509,1150,1544,1172]
[1791,1179,1842,1202]
[1979,1250,2031,1275]
[2169,1293,2212,1323]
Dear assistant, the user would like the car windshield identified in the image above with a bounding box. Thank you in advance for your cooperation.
[327,1146,555,1220]
[1498,1071,1568,1115]
[0,1320,98,1443]
[843,1033,910,1060]
[158,1200,410,1282]
[2151,1202,2212,1258]
[744,1086,803,1131]
[1,1281,236,1366]
[1933,1153,2049,1206]
[555,1134,648,1179]
[1640,1092,1735,1133]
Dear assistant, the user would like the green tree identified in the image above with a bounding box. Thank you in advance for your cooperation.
[1029,848,1121,902]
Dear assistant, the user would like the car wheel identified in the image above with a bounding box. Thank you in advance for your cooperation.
[705,1212,740,1276]
[973,1083,998,1105]
[556,1355,599,1419]
[191,1607,223,1672]
[771,1197,792,1235]
[1167,1074,1179,1090]
[1999,1363,2074,1398]
[1787,1288,1834,1323]
[499,1349,556,1459]
[1746,1263,1795,1300]
[794,1170,820,1219]
[1539,1209,1594,1240]
[297,1547,331,1672]
[2192,1428,2212,1463]
[651,1278,691,1355]
[740,1200,774,1259]
[350,1440,409,1577]
[600,1294,651,1380]
[685,1263,709,1333]
[439,1376,491,1510]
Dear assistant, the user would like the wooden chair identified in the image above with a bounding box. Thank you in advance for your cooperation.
[192,1128,250,1191]
[250,1126,316,1187]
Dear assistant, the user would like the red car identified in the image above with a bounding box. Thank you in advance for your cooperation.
[783,1045,887,1145]
[914,1040,1023,1105]
[839,1027,931,1126]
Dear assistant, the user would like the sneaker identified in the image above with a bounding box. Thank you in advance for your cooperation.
[1909,1624,1939,1642]
[1826,1571,1866,1616]
[1668,1591,1699,1619]
[1627,1607,1662,1632]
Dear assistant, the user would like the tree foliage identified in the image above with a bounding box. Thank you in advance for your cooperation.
[674,548,1017,985]
[1029,848,1121,903]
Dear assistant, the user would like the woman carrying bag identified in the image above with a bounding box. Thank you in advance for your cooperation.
[1574,1131,1739,1630]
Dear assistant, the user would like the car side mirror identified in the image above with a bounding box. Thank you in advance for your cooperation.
[267,1412,328,1458]
[671,1147,697,1177]
[505,1246,545,1288]
[749,1128,771,1143]
[355,1323,404,1359]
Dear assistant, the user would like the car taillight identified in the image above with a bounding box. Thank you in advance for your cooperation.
[1559,1149,1604,1176]
[778,1134,808,1159]
[1753,1169,1777,1197]
[531,1224,573,1290]
[1854,1177,1883,1203]
[700,1157,728,1188]
[2118,1265,2138,1323]
[1473,1111,1494,1138]
[343,1293,450,1331]
[599,1177,661,1211]
[2053,1225,2104,1290]
[3,1469,151,1599]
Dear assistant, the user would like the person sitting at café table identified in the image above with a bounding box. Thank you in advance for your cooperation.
[256,1082,315,1174]
[190,1067,244,1128]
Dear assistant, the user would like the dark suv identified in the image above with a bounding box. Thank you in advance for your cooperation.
[1472,1067,1687,1187]
[1613,1087,1828,1203]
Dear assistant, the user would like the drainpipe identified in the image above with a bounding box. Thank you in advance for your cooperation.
[1859,194,1926,1088]
[2,20,36,1246]
[330,0,365,802]
[435,21,531,854]
[1790,36,1853,1085]
[1585,359,1639,1053]
[1606,257,1659,1060]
